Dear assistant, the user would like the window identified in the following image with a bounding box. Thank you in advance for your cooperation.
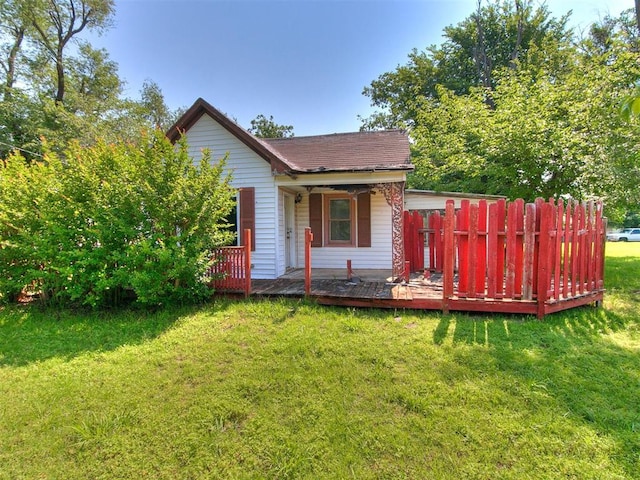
[309,192,371,248]
[225,187,256,250]
[223,201,238,246]
[324,195,355,246]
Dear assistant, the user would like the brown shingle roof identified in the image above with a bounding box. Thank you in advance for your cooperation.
[168,98,412,175]
[263,131,412,174]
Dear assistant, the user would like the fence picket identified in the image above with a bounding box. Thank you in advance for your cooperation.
[496,199,506,297]
[487,202,499,298]
[523,203,536,300]
[562,200,572,299]
[458,200,470,296]
[467,203,478,298]
[505,201,518,298]
[476,200,487,296]
[553,199,563,301]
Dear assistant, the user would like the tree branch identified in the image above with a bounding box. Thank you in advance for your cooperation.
[509,0,524,69]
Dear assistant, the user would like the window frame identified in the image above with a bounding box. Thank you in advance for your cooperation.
[323,194,356,247]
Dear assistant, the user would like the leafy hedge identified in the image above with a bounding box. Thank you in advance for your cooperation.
[0,131,235,308]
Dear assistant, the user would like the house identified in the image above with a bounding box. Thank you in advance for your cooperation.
[167,98,502,280]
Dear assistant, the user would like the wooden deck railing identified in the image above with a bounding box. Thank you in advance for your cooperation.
[207,229,252,297]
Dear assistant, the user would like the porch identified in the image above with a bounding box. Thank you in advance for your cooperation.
[251,271,441,304]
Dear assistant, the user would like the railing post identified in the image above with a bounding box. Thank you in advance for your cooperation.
[347,260,352,281]
[243,229,252,298]
[305,227,313,296]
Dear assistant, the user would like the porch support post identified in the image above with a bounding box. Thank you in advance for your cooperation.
[305,227,313,296]
[377,181,405,281]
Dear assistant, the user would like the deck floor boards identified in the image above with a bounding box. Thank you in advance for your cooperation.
[221,273,603,318]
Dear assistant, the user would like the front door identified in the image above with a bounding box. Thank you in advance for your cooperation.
[284,194,296,269]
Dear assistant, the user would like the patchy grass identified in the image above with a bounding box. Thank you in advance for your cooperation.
[0,244,639,479]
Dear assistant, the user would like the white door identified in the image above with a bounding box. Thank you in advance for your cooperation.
[284,194,296,269]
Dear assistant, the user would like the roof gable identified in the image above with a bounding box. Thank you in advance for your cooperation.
[166,98,291,173]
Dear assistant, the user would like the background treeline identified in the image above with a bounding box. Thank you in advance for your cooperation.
[361,1,640,224]
[0,0,178,160]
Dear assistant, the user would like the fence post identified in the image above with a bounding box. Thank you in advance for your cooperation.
[305,227,313,296]
[536,202,552,319]
[443,200,455,313]
[243,229,252,297]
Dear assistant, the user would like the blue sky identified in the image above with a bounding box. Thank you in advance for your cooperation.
[90,0,635,136]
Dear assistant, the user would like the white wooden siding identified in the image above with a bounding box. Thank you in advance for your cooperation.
[294,191,393,269]
[183,115,279,279]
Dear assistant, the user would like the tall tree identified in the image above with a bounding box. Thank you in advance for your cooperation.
[28,0,114,104]
[409,9,640,212]
[139,79,173,131]
[0,0,183,159]
[248,114,294,138]
[0,0,31,100]
[361,0,571,129]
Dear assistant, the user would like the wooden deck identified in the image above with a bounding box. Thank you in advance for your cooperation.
[250,272,603,316]
[252,278,418,301]
[211,198,606,319]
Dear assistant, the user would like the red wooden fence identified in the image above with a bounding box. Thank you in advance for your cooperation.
[422,198,606,318]
[207,229,252,297]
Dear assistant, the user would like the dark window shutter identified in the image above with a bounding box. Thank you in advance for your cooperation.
[239,187,255,251]
[308,193,323,247]
[357,192,371,247]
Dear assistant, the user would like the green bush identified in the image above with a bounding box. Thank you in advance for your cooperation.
[0,131,235,307]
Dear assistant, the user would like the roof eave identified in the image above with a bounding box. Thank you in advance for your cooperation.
[288,165,414,175]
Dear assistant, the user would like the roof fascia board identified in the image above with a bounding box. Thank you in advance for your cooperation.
[276,170,407,187]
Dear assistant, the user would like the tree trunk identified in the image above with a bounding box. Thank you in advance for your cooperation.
[55,50,65,104]
[3,27,25,101]
[473,1,495,108]
[509,0,524,69]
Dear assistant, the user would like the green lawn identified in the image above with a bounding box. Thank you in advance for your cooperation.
[1,244,639,479]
